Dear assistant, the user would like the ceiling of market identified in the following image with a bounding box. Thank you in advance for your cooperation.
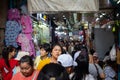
[47,0,114,23]
[31,0,115,29]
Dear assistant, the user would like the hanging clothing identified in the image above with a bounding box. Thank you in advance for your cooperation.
[20,5,28,14]
[16,33,35,56]
[17,33,31,53]
[8,8,20,20]
[21,15,33,33]
[29,40,36,57]
[20,15,35,56]
[5,20,22,48]
[24,33,32,40]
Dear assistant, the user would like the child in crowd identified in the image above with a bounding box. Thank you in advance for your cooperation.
[34,43,50,69]
[37,43,62,71]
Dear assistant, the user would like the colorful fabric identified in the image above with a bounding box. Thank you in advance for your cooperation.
[21,15,33,33]
[5,20,22,48]
[16,33,35,56]
[24,33,32,40]
[0,58,18,80]
[8,8,20,20]
[29,40,36,56]
[16,33,31,53]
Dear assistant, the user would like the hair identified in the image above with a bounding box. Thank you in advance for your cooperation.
[105,51,110,56]
[74,44,82,51]
[19,55,33,67]
[40,43,51,52]
[72,51,89,80]
[2,45,16,67]
[90,48,95,55]
[51,43,63,53]
[62,44,67,54]
[37,63,70,80]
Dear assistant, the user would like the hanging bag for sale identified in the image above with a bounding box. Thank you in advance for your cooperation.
[110,44,116,61]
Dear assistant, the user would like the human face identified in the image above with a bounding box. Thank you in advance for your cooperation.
[66,67,72,74]
[40,48,47,57]
[51,45,62,59]
[20,62,33,77]
[93,56,99,63]
[10,49,16,58]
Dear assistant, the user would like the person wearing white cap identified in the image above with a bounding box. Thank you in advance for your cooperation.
[57,54,77,79]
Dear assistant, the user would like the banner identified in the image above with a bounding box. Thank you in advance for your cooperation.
[28,0,99,13]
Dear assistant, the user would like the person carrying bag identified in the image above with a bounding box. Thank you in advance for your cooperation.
[94,64,102,80]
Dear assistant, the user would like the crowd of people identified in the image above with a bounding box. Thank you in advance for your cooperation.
[0,40,117,80]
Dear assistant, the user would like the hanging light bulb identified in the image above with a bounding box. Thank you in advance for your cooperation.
[96,17,100,21]
[117,0,120,4]
[100,14,103,18]
[108,25,111,29]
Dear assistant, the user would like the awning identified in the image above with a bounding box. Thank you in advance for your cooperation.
[27,0,99,13]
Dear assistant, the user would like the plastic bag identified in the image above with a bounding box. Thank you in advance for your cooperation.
[110,44,116,61]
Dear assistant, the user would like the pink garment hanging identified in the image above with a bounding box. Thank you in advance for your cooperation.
[8,8,20,20]
[24,33,32,40]
[29,40,36,57]
[16,33,35,56]
[16,33,31,53]
[21,15,33,33]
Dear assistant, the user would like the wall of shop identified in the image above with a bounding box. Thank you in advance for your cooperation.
[0,0,8,55]
[94,28,114,60]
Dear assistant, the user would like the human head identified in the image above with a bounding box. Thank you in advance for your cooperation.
[37,63,70,80]
[57,54,77,74]
[73,51,89,80]
[2,45,16,67]
[2,45,16,58]
[19,55,34,77]
[93,52,99,63]
[51,43,63,60]
[75,53,89,73]
[90,48,95,55]
[74,44,82,51]
[40,43,50,57]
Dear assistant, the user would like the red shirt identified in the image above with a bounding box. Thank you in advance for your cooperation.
[0,58,18,80]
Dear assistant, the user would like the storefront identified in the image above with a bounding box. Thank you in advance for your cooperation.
[0,0,119,64]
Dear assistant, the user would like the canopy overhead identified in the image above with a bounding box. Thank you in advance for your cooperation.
[28,0,99,14]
